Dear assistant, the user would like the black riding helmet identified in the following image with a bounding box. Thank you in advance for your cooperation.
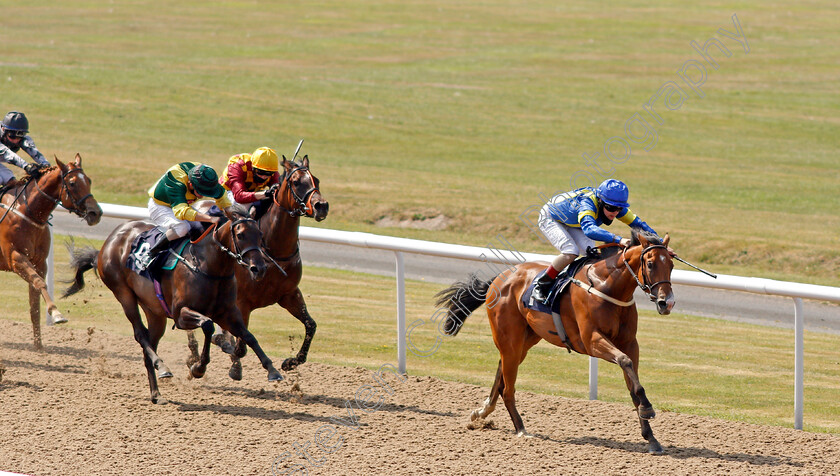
[188,164,225,198]
[1,111,29,138]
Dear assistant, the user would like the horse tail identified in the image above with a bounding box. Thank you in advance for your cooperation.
[61,240,99,298]
[434,273,494,337]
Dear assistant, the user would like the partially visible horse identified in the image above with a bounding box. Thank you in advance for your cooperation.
[188,155,329,380]
[0,154,102,349]
[437,231,674,454]
[64,205,279,404]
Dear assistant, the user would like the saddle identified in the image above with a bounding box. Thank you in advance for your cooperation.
[126,227,192,278]
[522,245,619,353]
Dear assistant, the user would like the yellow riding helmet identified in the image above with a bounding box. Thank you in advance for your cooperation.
[250,147,279,172]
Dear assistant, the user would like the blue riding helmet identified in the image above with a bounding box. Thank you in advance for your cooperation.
[595,179,630,208]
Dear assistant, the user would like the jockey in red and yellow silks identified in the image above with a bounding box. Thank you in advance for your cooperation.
[220,147,280,204]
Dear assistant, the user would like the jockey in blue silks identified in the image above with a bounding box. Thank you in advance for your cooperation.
[532,178,659,303]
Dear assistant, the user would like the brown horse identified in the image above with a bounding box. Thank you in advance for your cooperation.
[63,205,280,404]
[188,155,329,380]
[0,154,102,349]
[436,231,674,454]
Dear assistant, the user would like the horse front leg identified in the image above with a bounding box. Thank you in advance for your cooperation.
[588,332,663,454]
[176,307,215,379]
[12,252,65,335]
[620,338,663,454]
[278,289,317,371]
[227,317,283,382]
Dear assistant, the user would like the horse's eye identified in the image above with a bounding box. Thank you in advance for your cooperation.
[646,261,653,269]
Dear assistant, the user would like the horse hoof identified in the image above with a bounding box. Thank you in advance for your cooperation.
[648,440,664,455]
[281,358,299,371]
[515,430,533,438]
[638,406,656,420]
[228,362,242,381]
[47,313,68,326]
[152,396,169,405]
[158,370,173,379]
[190,364,206,379]
[268,370,284,382]
[212,334,236,355]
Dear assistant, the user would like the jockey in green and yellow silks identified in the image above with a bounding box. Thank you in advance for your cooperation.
[142,162,232,267]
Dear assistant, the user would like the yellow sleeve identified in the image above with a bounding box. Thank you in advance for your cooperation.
[172,202,198,221]
[215,193,233,210]
[618,209,638,225]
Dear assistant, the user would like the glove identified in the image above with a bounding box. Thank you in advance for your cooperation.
[24,163,42,177]
[266,183,280,199]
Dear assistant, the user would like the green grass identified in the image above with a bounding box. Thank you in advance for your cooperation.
[2,0,840,286]
[1,235,839,434]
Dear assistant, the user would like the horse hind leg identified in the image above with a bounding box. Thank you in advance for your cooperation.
[471,360,504,421]
[120,296,166,403]
[28,285,43,350]
[141,303,172,380]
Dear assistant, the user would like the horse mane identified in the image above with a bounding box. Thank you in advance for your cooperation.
[630,229,662,247]
[227,202,250,219]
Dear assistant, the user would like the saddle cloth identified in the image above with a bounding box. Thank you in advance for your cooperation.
[522,257,590,315]
[126,227,191,278]
[521,256,591,354]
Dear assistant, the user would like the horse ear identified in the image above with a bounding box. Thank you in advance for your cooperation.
[301,155,309,167]
[74,153,82,166]
[662,233,670,247]
[630,229,642,247]
[55,156,66,170]
[249,205,257,219]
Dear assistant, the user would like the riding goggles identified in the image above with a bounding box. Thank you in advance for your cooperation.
[4,129,27,139]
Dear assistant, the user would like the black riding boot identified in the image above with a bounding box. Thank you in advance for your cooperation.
[531,271,556,304]
[140,236,171,269]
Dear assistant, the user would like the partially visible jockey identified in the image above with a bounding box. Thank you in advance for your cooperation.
[0,111,51,189]
[144,162,233,265]
[220,146,280,219]
[532,178,660,303]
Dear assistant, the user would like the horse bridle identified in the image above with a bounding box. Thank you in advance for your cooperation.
[622,244,671,302]
[212,216,262,268]
[272,164,319,217]
[34,167,94,218]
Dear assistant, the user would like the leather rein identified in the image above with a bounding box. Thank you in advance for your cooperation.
[0,167,92,227]
[622,244,671,302]
[573,243,671,306]
[172,216,261,279]
[34,167,94,219]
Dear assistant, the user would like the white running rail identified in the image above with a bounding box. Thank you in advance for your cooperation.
[47,203,840,430]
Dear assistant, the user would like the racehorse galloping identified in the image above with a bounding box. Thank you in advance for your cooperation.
[190,155,329,380]
[64,205,280,404]
[437,231,674,454]
[0,154,102,349]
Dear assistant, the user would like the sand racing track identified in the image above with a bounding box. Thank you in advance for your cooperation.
[1,319,838,475]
